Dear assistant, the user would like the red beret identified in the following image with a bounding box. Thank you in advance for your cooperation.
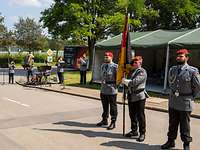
[176,49,190,55]
[104,51,113,57]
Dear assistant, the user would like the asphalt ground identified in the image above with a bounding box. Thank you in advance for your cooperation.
[0,85,200,150]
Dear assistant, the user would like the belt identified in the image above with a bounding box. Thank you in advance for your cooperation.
[133,89,145,94]
[173,92,193,96]
[105,81,116,84]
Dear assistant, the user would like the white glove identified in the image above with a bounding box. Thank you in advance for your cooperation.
[122,78,131,86]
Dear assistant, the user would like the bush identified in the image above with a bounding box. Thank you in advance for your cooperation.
[0,53,47,65]
[33,53,47,63]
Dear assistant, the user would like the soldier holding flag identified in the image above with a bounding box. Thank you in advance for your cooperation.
[122,56,148,142]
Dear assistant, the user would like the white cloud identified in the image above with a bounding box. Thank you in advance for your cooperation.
[9,0,53,8]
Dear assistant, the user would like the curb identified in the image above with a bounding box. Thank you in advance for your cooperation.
[16,81,200,119]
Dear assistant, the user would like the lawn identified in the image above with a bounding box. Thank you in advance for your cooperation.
[63,71,101,90]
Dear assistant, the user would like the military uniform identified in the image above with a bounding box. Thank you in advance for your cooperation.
[100,62,118,123]
[167,63,200,144]
[8,62,15,84]
[126,67,148,137]
[79,57,88,84]
[56,59,65,84]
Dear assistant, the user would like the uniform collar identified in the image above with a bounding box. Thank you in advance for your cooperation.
[179,63,189,70]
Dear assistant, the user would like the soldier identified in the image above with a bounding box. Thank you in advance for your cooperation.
[27,53,34,83]
[8,61,15,84]
[56,57,65,84]
[122,56,148,142]
[78,53,89,84]
[161,49,200,150]
[96,51,118,130]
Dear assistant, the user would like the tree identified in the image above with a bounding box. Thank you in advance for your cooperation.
[143,0,200,30]
[14,17,44,51]
[48,38,66,59]
[0,13,16,51]
[40,0,129,69]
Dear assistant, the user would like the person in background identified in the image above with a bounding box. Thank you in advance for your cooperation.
[27,53,34,83]
[56,57,65,84]
[78,53,89,84]
[96,51,118,130]
[8,61,15,84]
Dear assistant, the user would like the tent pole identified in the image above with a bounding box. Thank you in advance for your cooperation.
[163,44,170,92]
[91,45,96,82]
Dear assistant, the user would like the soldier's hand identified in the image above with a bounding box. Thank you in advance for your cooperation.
[122,78,131,86]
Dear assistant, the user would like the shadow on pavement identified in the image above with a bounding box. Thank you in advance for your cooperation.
[100,140,181,150]
[53,120,97,128]
[101,140,161,150]
[35,128,123,139]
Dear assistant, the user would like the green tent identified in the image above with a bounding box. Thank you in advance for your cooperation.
[93,28,200,92]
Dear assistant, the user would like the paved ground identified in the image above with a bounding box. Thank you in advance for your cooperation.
[0,84,200,150]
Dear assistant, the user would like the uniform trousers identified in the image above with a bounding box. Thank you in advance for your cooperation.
[9,73,14,84]
[128,99,146,134]
[27,69,33,82]
[100,93,117,121]
[80,70,86,84]
[167,108,192,143]
[57,72,64,84]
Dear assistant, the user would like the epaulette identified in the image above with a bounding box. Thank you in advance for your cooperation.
[189,66,198,72]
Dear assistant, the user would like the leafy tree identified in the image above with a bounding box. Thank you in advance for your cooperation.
[0,13,15,51]
[144,0,200,30]
[14,17,44,51]
[40,0,127,69]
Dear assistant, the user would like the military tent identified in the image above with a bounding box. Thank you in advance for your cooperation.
[92,28,200,92]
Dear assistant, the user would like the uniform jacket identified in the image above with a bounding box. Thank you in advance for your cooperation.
[9,63,15,74]
[127,67,148,102]
[168,63,200,111]
[100,62,118,95]
[56,60,65,73]
[79,57,89,71]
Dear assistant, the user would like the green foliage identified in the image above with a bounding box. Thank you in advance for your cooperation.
[145,0,200,30]
[0,53,47,65]
[33,53,47,63]
[14,17,44,51]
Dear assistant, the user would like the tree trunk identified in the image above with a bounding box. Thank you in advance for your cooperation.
[87,37,96,71]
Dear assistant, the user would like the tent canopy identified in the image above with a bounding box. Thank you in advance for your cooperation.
[96,28,200,49]
[93,28,200,92]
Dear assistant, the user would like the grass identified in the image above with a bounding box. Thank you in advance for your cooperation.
[63,71,101,90]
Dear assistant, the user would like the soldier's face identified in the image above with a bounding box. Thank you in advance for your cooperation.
[176,54,188,64]
[132,61,141,69]
[104,56,112,63]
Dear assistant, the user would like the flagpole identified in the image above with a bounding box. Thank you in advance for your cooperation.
[122,8,128,136]
[122,72,126,136]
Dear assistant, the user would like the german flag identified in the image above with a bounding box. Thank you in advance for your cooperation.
[116,13,132,85]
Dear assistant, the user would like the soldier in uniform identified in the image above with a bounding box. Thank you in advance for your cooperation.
[122,56,148,142]
[27,53,34,83]
[8,61,15,84]
[78,53,89,84]
[56,57,65,84]
[161,49,200,150]
[96,51,118,130]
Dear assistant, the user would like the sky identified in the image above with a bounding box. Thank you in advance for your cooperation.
[0,0,54,31]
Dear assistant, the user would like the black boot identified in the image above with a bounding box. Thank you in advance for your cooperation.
[96,119,108,127]
[161,140,175,149]
[125,131,138,138]
[107,121,116,130]
[137,134,145,142]
[183,142,190,150]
